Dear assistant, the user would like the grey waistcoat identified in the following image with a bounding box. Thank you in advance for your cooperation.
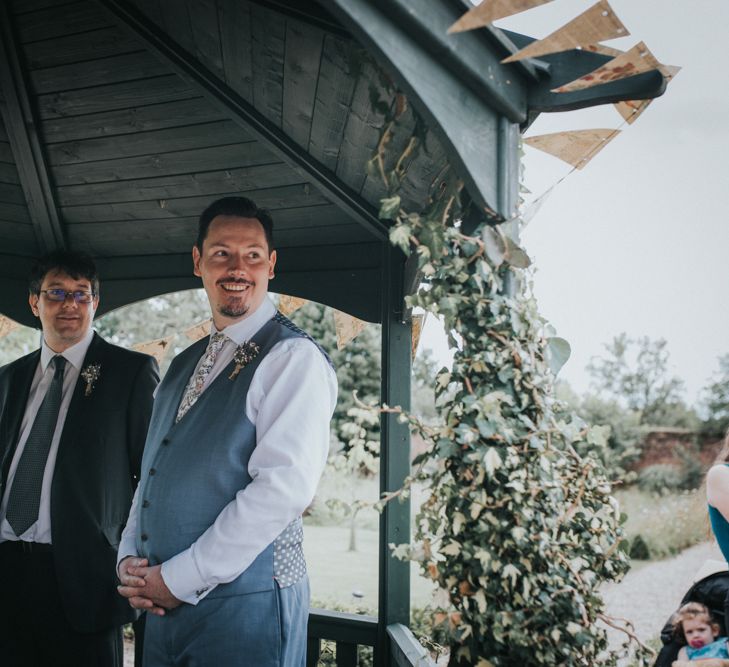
[135,313,327,597]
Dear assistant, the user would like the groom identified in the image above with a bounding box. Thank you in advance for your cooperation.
[0,250,158,666]
[117,196,337,666]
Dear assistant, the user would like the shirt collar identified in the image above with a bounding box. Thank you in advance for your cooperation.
[212,298,275,345]
[40,328,94,371]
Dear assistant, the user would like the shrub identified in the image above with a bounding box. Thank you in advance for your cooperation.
[628,534,651,560]
[638,464,684,495]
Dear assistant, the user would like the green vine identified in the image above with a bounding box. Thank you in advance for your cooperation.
[370,89,653,666]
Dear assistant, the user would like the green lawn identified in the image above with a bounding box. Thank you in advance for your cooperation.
[303,524,437,612]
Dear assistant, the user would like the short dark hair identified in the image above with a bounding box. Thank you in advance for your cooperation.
[196,197,274,253]
[29,250,100,296]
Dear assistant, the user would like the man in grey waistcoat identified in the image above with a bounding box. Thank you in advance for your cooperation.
[116,196,337,666]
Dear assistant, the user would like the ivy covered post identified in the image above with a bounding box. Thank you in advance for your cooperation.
[377,118,651,665]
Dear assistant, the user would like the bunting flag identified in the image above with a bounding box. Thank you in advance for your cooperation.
[278,295,308,317]
[584,43,623,58]
[552,42,660,93]
[184,318,212,341]
[411,314,425,360]
[448,0,553,34]
[133,335,175,365]
[0,314,20,339]
[502,0,628,63]
[524,129,619,169]
[333,310,367,351]
[614,64,681,123]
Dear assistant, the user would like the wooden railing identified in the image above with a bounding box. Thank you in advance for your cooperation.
[307,611,436,667]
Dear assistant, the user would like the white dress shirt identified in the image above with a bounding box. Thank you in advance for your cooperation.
[0,329,94,543]
[118,298,337,604]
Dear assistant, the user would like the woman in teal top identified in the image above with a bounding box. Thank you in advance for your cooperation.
[707,437,729,563]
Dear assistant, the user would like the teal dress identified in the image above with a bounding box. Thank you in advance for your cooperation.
[686,636,729,660]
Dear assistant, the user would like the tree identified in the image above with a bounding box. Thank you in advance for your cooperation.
[0,324,40,366]
[701,353,729,437]
[287,301,382,454]
[95,290,211,374]
[586,333,697,428]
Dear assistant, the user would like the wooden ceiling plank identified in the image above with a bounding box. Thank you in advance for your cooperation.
[42,96,225,143]
[0,201,32,224]
[250,3,285,129]
[0,182,26,205]
[56,163,305,206]
[187,0,224,80]
[283,19,324,149]
[15,2,112,44]
[0,162,21,185]
[218,0,253,101]
[335,59,392,194]
[47,119,253,165]
[31,50,170,95]
[98,0,388,241]
[61,183,331,223]
[0,142,14,162]
[0,3,64,251]
[52,141,276,186]
[308,34,356,172]
[24,25,141,69]
[37,74,195,119]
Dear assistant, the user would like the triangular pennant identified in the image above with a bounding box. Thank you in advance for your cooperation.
[133,335,175,366]
[584,43,623,58]
[184,318,212,341]
[614,98,652,124]
[278,295,308,317]
[613,63,680,123]
[333,310,367,351]
[411,314,425,360]
[448,0,553,34]
[524,129,619,169]
[521,186,554,226]
[502,0,628,63]
[0,314,20,339]
[552,42,660,93]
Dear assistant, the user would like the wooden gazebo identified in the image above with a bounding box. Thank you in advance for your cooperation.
[0,0,666,664]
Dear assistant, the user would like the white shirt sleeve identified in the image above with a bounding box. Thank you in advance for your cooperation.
[160,337,337,604]
[116,487,140,573]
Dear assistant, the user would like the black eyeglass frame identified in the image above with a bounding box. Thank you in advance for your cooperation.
[38,289,97,304]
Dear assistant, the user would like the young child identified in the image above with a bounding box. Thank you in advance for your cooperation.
[672,602,729,663]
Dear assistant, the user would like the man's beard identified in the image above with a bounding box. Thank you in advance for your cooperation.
[219,302,250,318]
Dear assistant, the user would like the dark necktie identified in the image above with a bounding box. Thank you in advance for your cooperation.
[5,355,67,537]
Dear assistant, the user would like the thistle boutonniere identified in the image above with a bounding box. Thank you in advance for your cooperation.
[81,363,101,396]
[228,341,260,380]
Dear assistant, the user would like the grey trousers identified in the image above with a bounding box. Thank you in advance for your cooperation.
[143,576,309,666]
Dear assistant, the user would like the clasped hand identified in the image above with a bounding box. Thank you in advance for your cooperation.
[117,557,181,616]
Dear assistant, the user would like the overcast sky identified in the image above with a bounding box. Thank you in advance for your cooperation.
[422,0,729,407]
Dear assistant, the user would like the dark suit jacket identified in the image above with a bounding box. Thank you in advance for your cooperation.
[0,332,159,633]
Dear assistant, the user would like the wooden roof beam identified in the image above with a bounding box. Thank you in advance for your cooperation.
[0,2,65,253]
[97,0,389,242]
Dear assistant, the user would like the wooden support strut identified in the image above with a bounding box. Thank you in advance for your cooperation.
[0,1,65,252]
[96,0,389,243]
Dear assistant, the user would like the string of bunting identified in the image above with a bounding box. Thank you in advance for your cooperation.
[132,335,175,366]
[445,0,680,219]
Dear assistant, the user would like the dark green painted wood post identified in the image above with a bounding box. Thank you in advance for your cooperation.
[376,242,412,666]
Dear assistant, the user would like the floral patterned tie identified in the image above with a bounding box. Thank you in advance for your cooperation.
[176,333,227,422]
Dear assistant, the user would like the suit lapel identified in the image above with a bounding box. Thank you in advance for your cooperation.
[55,333,105,467]
[1,349,41,486]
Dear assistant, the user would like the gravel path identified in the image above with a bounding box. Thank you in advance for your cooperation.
[602,541,725,654]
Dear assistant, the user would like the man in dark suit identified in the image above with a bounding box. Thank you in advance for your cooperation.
[0,250,159,667]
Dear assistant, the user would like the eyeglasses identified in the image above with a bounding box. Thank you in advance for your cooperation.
[39,289,96,303]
